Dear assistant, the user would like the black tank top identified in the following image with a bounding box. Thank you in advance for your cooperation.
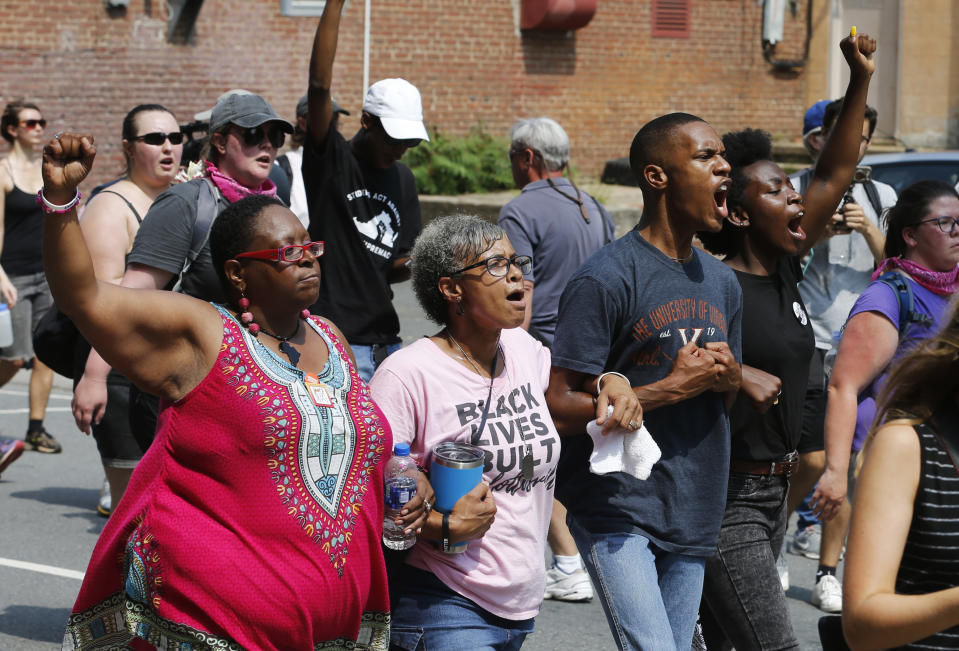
[894,411,959,649]
[2,162,44,276]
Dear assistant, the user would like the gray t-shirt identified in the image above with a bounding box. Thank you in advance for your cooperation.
[551,230,743,556]
[126,179,229,303]
[788,169,897,348]
[498,177,614,345]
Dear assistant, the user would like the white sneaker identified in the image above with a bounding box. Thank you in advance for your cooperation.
[544,565,593,602]
[776,553,789,591]
[811,574,842,613]
[789,524,821,560]
[97,478,112,517]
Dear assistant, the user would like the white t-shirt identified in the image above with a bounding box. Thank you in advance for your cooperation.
[369,327,559,620]
[788,169,898,348]
[283,146,309,228]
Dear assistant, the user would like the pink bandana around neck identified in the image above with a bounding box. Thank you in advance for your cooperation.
[872,257,959,296]
[205,161,277,203]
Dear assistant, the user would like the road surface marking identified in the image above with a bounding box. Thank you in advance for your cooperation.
[0,557,84,580]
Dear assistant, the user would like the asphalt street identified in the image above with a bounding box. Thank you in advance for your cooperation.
[0,280,838,649]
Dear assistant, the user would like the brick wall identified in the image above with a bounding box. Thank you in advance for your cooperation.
[0,0,811,191]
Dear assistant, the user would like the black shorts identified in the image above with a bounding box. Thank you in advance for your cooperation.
[89,370,145,468]
[797,347,827,454]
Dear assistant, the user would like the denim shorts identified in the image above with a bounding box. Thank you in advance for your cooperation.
[0,271,53,361]
[388,563,534,651]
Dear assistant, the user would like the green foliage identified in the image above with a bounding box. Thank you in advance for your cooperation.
[406,126,514,195]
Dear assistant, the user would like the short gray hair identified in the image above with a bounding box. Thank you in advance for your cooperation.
[411,215,506,325]
[509,117,570,172]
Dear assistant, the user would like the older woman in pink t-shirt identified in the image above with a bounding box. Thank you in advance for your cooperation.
[370,214,639,650]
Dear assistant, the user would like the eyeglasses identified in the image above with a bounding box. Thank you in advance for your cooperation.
[133,131,185,146]
[449,254,532,277]
[232,125,285,149]
[915,215,959,234]
[236,241,324,263]
[19,119,46,130]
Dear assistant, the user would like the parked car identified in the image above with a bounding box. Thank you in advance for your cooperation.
[860,151,959,194]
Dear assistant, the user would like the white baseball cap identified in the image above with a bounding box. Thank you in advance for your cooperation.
[362,78,429,142]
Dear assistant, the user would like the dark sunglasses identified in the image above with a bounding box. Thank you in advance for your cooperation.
[20,119,46,129]
[236,241,324,263]
[449,254,532,278]
[133,131,185,146]
[232,125,285,149]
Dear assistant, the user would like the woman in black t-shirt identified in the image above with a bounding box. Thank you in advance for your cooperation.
[695,32,877,651]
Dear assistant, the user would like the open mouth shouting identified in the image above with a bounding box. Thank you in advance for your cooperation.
[715,182,730,219]
[787,210,807,240]
[506,287,526,310]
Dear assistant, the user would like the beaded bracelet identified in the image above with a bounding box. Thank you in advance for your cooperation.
[36,188,81,214]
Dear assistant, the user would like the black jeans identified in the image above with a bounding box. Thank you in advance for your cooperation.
[701,472,800,651]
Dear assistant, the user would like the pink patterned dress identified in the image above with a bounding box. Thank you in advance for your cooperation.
[64,307,392,651]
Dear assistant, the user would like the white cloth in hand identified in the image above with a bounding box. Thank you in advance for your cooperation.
[586,406,661,480]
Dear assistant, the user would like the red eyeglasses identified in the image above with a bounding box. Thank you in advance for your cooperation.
[19,119,46,130]
[236,241,324,262]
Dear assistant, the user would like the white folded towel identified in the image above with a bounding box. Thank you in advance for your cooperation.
[586,407,661,480]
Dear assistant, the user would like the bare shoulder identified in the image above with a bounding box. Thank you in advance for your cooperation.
[0,158,11,192]
[82,189,133,224]
[869,419,922,459]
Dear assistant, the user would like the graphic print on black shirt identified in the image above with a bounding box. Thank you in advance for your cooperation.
[346,188,402,262]
[301,124,421,344]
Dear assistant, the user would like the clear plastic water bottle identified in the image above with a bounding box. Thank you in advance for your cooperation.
[823,330,842,381]
[383,442,418,550]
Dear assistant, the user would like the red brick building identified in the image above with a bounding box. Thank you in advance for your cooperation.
[1,0,813,190]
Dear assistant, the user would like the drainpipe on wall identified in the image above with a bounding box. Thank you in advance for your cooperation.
[363,0,371,98]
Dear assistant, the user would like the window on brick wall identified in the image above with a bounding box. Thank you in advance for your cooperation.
[281,0,327,16]
[651,0,690,38]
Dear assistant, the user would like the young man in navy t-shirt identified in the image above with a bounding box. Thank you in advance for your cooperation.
[546,113,743,650]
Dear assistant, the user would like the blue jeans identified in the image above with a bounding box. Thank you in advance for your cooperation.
[700,472,799,651]
[568,517,706,651]
[388,564,534,651]
[351,342,401,382]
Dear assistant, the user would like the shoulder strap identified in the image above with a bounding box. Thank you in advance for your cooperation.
[875,270,933,342]
[276,155,293,184]
[591,195,612,245]
[98,189,143,223]
[172,178,219,294]
[862,180,884,221]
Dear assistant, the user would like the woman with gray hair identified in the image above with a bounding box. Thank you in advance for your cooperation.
[369,214,640,649]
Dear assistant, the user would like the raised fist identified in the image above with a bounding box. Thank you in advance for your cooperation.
[41,133,96,202]
[840,29,877,77]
